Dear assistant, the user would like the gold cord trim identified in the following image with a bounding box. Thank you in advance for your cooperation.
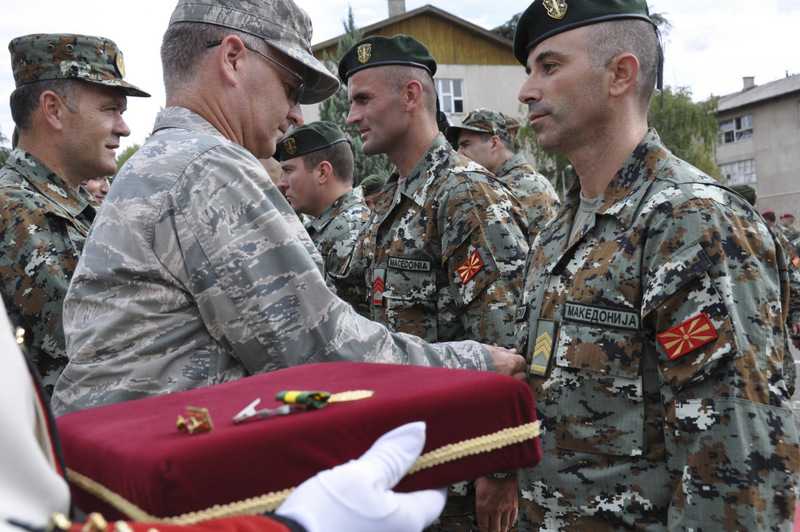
[67,420,540,525]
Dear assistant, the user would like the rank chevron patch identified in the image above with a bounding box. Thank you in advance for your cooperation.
[657,313,718,360]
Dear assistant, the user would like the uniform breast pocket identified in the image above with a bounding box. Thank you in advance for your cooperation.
[552,322,647,457]
[384,266,438,340]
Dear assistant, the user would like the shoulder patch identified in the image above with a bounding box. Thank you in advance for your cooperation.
[457,250,483,284]
[657,313,718,360]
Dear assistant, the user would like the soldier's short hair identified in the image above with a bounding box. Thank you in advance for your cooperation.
[377,65,437,118]
[161,22,265,94]
[301,140,355,186]
[585,19,660,113]
[9,78,79,132]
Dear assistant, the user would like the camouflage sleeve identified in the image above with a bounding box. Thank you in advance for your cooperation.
[158,146,491,374]
[0,191,75,359]
[641,196,800,528]
[439,178,528,347]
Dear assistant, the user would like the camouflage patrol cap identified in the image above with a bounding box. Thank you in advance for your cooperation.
[513,0,653,65]
[8,33,150,97]
[446,108,520,147]
[274,121,349,161]
[338,34,436,83]
[169,0,339,104]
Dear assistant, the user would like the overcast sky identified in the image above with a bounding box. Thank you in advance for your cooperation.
[1,0,798,151]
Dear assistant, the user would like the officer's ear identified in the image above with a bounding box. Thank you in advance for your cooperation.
[39,91,70,132]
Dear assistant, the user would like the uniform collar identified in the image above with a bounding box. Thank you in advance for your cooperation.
[308,186,364,233]
[4,148,96,218]
[565,129,669,230]
[494,152,530,178]
[391,134,452,208]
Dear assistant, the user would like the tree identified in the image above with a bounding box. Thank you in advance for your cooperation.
[647,87,720,179]
[492,13,521,41]
[318,7,394,185]
[0,127,11,167]
[115,144,141,175]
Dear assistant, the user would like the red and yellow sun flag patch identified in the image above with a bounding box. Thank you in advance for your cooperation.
[657,313,718,360]
[457,250,483,284]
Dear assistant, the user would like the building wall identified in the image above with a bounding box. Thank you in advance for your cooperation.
[717,93,800,216]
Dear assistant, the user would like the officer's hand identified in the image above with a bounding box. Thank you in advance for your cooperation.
[475,474,519,532]
[484,345,526,380]
[276,421,446,532]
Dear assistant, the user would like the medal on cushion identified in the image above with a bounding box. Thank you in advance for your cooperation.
[232,390,375,424]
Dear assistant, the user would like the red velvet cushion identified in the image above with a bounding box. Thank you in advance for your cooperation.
[57,362,540,519]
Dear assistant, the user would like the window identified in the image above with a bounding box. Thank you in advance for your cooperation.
[720,159,757,184]
[436,79,464,114]
[719,114,753,144]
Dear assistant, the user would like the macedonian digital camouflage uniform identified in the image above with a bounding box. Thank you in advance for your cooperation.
[51,108,494,416]
[304,185,370,295]
[494,152,560,244]
[514,129,800,530]
[338,134,528,348]
[0,149,97,393]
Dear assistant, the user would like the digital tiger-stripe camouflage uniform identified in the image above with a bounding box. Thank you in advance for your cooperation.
[515,130,800,529]
[512,1,800,528]
[51,0,503,416]
[0,33,148,393]
[304,185,370,291]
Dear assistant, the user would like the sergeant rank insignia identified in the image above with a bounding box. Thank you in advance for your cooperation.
[657,313,717,360]
[457,250,483,284]
[357,43,372,64]
[372,274,384,305]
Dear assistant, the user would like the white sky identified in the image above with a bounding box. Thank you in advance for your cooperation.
[1,0,798,151]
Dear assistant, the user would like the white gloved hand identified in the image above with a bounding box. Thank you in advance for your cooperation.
[276,421,446,532]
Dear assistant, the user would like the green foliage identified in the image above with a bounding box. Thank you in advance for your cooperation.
[647,86,720,178]
[115,144,140,174]
[492,13,521,41]
[318,7,394,185]
[0,127,11,167]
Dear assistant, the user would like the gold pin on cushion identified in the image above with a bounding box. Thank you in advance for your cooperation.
[175,406,214,435]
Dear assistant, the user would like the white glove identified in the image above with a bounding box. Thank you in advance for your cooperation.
[276,421,446,532]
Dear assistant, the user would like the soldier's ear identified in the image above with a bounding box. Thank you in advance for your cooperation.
[402,80,423,112]
[39,91,69,132]
[316,161,333,184]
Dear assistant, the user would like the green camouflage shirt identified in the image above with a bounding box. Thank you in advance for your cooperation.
[514,129,800,530]
[0,148,96,393]
[338,134,528,347]
[304,186,370,295]
[494,152,560,244]
[51,108,492,416]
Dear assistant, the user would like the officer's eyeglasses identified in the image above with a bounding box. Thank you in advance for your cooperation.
[205,40,306,105]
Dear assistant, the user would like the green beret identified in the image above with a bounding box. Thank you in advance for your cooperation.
[8,33,149,97]
[169,0,339,104]
[275,121,349,162]
[360,173,388,196]
[513,0,653,65]
[729,184,756,206]
[446,108,520,147]
[338,34,436,83]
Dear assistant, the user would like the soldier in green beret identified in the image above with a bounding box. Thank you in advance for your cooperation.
[337,34,530,532]
[447,108,561,244]
[359,173,388,210]
[511,0,800,529]
[0,33,149,395]
[275,121,370,294]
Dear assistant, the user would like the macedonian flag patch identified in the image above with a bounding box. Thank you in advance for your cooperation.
[457,250,483,284]
[657,313,718,360]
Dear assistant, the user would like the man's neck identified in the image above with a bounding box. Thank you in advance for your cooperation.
[16,138,81,190]
[568,122,648,199]
[391,125,439,180]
